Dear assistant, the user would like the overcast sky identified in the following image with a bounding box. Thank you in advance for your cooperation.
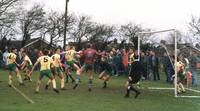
[28,0,200,32]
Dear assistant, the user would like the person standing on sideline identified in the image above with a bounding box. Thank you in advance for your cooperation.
[17,48,24,65]
[3,48,9,69]
[150,51,160,81]
[189,51,200,86]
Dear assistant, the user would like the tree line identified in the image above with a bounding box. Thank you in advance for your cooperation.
[0,0,200,50]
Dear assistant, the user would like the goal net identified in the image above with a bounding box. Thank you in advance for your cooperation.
[137,29,200,98]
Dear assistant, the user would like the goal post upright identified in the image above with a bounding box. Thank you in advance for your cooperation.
[174,30,178,98]
[137,33,141,61]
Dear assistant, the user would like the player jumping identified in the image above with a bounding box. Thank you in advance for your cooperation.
[63,46,81,89]
[63,46,75,83]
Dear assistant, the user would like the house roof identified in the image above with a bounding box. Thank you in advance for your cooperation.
[23,38,41,48]
[23,37,57,48]
[0,37,57,50]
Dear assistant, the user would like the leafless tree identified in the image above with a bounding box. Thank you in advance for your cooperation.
[188,16,200,42]
[119,23,143,49]
[19,4,46,47]
[0,0,23,49]
[0,0,23,38]
[68,15,95,49]
[44,11,75,47]
[70,15,94,42]
[0,0,20,15]
[167,30,183,44]
[89,23,116,42]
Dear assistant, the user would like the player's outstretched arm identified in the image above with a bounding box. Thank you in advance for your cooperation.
[20,61,27,70]
[29,61,39,75]
[14,60,20,67]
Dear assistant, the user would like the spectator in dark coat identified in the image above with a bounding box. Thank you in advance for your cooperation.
[116,49,124,76]
[150,51,160,81]
[0,50,3,68]
[163,53,174,83]
[16,48,24,64]
[189,51,200,86]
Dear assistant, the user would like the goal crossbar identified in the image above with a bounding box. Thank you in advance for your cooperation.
[138,29,175,34]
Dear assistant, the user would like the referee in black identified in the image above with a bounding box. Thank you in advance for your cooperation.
[125,58,144,98]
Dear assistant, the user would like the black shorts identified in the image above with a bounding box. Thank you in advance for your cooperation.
[129,76,141,84]
[82,63,94,71]
[100,62,112,73]
[128,61,143,84]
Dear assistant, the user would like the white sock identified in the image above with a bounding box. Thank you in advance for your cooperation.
[17,74,23,83]
[61,78,65,89]
[36,80,41,92]
[9,75,12,85]
[52,79,57,89]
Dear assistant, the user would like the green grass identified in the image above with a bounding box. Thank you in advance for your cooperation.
[0,69,200,111]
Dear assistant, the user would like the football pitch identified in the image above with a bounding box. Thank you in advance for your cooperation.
[0,69,200,111]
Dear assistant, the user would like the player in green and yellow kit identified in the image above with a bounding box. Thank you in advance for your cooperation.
[64,46,81,89]
[7,48,24,86]
[21,51,33,82]
[30,50,59,93]
[46,48,65,90]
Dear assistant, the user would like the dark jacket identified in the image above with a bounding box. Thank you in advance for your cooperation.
[150,55,159,69]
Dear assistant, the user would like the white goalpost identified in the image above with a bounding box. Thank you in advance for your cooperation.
[137,29,200,98]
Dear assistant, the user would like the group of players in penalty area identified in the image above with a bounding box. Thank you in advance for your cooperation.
[5,43,141,98]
